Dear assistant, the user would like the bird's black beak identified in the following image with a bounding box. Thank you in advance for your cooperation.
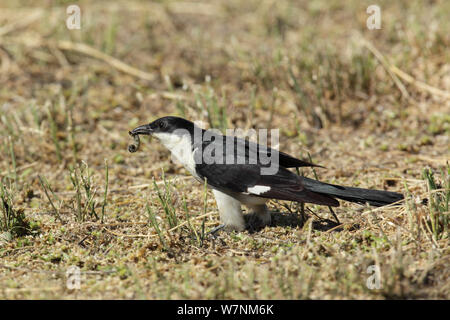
[129,124,153,136]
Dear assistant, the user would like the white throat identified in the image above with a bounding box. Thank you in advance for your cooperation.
[153,132,197,176]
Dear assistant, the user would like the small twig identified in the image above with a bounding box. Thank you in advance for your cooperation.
[48,44,70,68]
[358,198,405,218]
[325,223,347,233]
[55,40,156,81]
[362,37,450,100]
[361,38,410,100]
[0,11,43,37]
[390,65,450,99]
[2,36,156,82]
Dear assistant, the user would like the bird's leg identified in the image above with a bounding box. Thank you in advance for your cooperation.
[328,206,340,224]
[212,190,245,231]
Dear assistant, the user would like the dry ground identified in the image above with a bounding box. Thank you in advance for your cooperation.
[0,0,449,299]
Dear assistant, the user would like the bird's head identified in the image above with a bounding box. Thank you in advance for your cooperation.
[130,116,197,149]
[130,116,196,136]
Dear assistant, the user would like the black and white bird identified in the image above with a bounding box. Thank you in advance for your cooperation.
[129,116,403,232]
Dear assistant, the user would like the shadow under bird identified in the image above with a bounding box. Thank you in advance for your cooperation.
[129,116,403,232]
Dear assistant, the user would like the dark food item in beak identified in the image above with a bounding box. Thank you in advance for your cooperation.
[128,131,141,153]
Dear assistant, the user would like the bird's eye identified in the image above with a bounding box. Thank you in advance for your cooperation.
[159,121,166,129]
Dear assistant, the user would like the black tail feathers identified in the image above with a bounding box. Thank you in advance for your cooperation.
[302,177,403,207]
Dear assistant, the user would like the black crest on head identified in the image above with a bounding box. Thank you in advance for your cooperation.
[148,116,196,135]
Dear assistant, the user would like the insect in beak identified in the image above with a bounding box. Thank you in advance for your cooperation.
[128,124,153,153]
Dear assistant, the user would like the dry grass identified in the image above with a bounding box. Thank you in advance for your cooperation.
[0,0,449,299]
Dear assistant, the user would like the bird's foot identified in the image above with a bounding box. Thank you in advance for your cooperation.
[245,212,272,232]
[208,224,226,238]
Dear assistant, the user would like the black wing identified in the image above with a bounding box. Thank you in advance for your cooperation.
[194,132,322,168]
[195,162,339,207]
[242,137,322,168]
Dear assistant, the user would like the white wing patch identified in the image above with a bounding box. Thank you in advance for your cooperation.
[247,185,271,195]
